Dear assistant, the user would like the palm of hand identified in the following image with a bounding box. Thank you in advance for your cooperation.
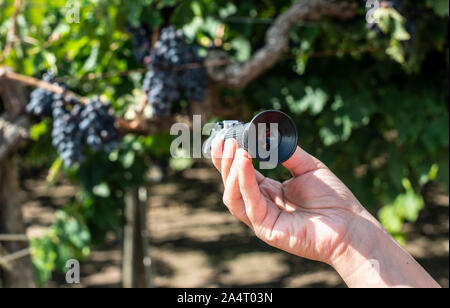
[212,138,362,265]
[255,168,360,263]
[213,139,440,288]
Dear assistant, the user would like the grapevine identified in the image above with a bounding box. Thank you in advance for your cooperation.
[25,72,120,167]
[143,68,179,119]
[128,24,153,65]
[80,96,120,153]
[0,0,445,288]
[143,26,209,120]
[178,45,208,102]
[26,71,60,118]
[51,95,85,166]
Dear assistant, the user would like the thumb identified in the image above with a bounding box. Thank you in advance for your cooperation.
[282,146,327,177]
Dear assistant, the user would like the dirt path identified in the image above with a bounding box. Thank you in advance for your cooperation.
[20,163,449,288]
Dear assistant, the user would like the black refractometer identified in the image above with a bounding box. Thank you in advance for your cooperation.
[203,110,298,164]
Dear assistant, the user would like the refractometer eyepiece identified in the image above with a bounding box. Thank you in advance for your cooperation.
[203,110,298,164]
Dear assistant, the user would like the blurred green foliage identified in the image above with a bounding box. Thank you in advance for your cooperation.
[378,178,425,244]
[0,0,448,285]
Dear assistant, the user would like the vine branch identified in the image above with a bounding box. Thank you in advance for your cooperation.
[210,0,357,89]
[2,0,22,59]
[0,0,358,142]
[0,68,146,135]
[0,116,29,161]
[0,69,88,104]
[0,68,194,137]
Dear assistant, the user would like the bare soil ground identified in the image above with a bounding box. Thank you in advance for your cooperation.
[20,162,449,288]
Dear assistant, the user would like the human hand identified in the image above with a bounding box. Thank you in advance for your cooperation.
[211,138,364,265]
[211,138,440,287]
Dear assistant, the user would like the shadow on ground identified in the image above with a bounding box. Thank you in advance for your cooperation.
[20,162,449,288]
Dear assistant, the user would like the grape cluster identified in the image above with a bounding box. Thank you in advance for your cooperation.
[79,96,120,153]
[142,26,208,120]
[128,24,153,65]
[178,45,208,102]
[143,69,179,119]
[26,72,120,167]
[51,96,85,166]
[26,71,59,117]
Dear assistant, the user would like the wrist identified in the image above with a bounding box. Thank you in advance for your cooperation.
[328,208,389,286]
[329,208,440,288]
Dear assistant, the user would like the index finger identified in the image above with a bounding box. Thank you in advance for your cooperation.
[211,137,224,172]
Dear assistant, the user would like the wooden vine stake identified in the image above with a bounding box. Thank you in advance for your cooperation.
[122,186,152,288]
[0,77,36,288]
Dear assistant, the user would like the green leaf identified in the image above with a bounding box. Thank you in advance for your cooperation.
[82,43,100,72]
[286,86,328,116]
[92,182,111,198]
[160,0,180,8]
[378,204,404,234]
[374,8,392,33]
[230,37,251,62]
[393,233,406,246]
[121,151,135,169]
[42,51,57,70]
[191,1,203,17]
[127,4,144,28]
[30,120,50,141]
[141,6,164,28]
[393,191,424,222]
[386,39,405,63]
[401,178,411,191]
[391,12,410,41]
[218,3,237,18]
[429,0,449,17]
[47,158,63,185]
[319,127,340,146]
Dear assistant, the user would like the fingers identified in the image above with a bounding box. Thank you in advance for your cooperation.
[211,137,252,226]
[282,146,327,178]
[221,139,237,183]
[211,139,271,228]
[223,152,252,227]
[236,149,269,226]
[211,137,224,172]
[211,136,264,184]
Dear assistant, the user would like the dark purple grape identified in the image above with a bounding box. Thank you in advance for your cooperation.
[143,68,179,119]
[26,71,59,117]
[128,24,153,64]
[51,95,85,166]
[79,96,120,153]
[27,71,121,166]
[142,26,208,119]
[178,45,208,101]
